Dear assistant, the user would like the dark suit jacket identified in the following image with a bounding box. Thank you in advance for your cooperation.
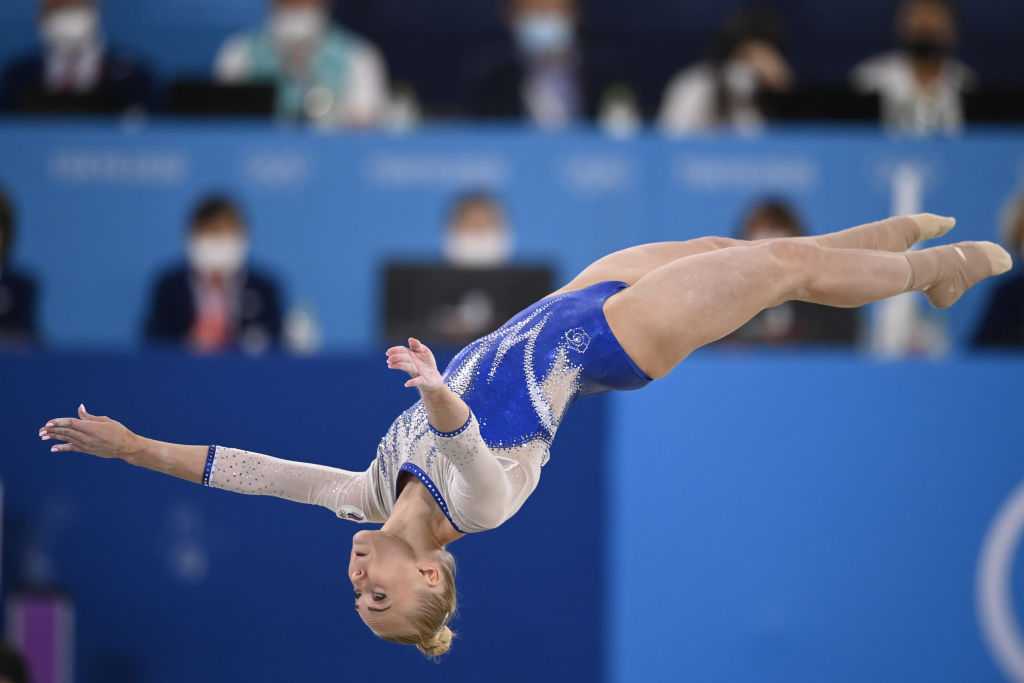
[0,268,39,343]
[1,49,153,113]
[464,46,619,121]
[973,273,1024,349]
[143,266,284,349]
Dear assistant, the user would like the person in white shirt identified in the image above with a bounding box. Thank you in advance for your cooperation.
[659,8,793,135]
[851,0,975,136]
[214,0,389,126]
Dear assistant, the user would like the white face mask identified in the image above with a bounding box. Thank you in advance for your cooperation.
[42,7,99,54]
[188,235,248,276]
[723,60,757,97]
[748,224,794,241]
[444,230,512,268]
[515,12,573,57]
[270,7,326,49]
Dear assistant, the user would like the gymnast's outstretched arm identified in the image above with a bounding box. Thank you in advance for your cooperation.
[38,404,380,522]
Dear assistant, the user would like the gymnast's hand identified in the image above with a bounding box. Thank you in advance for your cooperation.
[38,404,142,459]
[386,337,444,394]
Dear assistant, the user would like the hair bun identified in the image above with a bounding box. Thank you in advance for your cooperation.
[417,626,454,658]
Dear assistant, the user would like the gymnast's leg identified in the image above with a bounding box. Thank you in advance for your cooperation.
[604,239,1012,378]
[552,214,954,295]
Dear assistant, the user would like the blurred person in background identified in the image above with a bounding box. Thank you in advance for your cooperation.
[214,0,389,126]
[0,187,40,346]
[0,0,152,114]
[144,194,283,354]
[442,191,513,269]
[464,0,621,128]
[383,191,553,345]
[721,198,860,346]
[0,643,27,683]
[851,0,974,135]
[973,192,1024,348]
[659,7,793,135]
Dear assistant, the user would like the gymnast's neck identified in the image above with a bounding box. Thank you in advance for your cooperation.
[383,478,463,548]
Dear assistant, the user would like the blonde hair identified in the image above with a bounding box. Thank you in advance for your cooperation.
[381,549,458,659]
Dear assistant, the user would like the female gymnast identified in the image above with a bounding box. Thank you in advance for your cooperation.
[38,214,1011,657]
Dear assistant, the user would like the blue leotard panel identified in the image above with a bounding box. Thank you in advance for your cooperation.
[441,280,651,449]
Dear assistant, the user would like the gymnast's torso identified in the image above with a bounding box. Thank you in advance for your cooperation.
[364,281,651,532]
[205,281,650,532]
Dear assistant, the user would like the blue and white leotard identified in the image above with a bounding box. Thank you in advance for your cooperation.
[203,281,651,533]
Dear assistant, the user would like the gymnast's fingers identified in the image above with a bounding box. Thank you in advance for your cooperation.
[42,426,88,442]
[44,417,85,430]
[389,360,417,375]
[409,338,436,367]
[38,419,83,440]
[79,403,109,422]
[409,337,432,357]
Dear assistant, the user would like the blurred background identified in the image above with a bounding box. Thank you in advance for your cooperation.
[0,0,1023,682]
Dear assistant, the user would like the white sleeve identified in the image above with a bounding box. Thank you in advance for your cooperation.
[204,445,380,523]
[658,68,716,135]
[337,43,389,125]
[430,412,509,531]
[850,54,890,93]
[214,35,253,83]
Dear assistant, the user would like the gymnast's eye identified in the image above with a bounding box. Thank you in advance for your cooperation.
[354,591,361,599]
[373,592,386,602]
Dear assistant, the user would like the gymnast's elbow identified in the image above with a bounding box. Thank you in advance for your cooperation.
[458,487,510,532]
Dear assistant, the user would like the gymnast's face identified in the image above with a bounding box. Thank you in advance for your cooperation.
[348,530,442,635]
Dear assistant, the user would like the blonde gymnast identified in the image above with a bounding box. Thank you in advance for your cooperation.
[38,215,1010,657]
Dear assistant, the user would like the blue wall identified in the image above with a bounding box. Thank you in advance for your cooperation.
[2,123,1022,351]
[1,351,606,683]
[609,354,1024,683]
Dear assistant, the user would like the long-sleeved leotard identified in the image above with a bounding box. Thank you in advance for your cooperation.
[204,281,651,533]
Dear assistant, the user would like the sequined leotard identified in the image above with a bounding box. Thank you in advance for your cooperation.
[204,281,651,533]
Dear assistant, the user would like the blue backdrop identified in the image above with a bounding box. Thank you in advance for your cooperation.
[609,354,1024,683]
[1,123,1022,351]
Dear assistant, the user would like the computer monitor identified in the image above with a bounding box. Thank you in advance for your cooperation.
[382,262,556,347]
[164,80,276,118]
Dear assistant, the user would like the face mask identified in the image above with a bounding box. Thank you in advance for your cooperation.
[903,37,951,61]
[514,13,573,57]
[444,230,512,268]
[748,224,795,241]
[270,7,326,49]
[723,60,757,96]
[41,7,98,53]
[188,236,248,276]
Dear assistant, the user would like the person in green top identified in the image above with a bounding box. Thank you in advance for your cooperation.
[214,0,389,126]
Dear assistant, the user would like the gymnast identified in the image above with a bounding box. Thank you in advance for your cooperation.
[38,215,1011,657]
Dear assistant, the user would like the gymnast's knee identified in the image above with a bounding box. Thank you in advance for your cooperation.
[761,240,820,297]
[697,236,744,251]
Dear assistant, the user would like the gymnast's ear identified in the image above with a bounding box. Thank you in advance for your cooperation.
[417,564,442,587]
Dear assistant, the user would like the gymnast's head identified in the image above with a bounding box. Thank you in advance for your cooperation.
[348,529,457,658]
